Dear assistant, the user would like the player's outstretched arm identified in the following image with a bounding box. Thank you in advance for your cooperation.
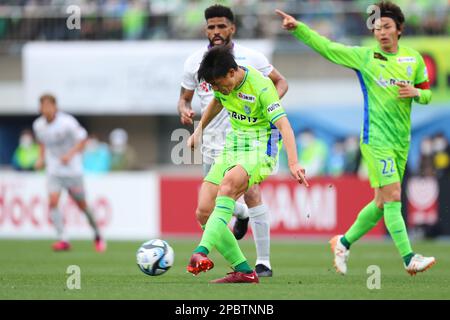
[275,9,366,70]
[273,116,309,187]
[187,98,223,149]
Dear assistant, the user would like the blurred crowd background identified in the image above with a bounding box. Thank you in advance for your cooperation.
[0,0,448,45]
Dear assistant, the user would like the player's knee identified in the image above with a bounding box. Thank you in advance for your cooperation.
[375,198,384,209]
[48,198,59,209]
[218,182,236,198]
[383,189,401,203]
[75,200,87,211]
[244,187,262,207]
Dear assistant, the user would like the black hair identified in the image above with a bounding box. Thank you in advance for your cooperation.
[374,1,405,38]
[197,45,238,83]
[204,4,234,23]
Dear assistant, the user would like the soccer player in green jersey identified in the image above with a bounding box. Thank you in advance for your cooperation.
[186,45,308,283]
[276,1,436,276]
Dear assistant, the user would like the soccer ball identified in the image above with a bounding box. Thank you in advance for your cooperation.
[136,239,174,276]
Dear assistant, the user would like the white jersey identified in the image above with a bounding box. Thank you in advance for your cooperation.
[181,42,273,164]
[33,111,87,177]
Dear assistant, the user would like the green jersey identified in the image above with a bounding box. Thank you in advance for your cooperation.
[291,23,432,149]
[213,65,286,156]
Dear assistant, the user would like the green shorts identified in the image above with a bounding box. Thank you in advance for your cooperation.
[360,143,408,188]
[205,147,279,189]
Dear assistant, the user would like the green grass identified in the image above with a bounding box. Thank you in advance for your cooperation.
[0,239,449,300]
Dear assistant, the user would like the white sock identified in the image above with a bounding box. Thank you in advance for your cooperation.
[233,201,249,219]
[50,207,67,242]
[248,204,271,269]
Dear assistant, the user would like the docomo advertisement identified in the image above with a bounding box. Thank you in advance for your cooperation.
[23,40,273,114]
[0,172,159,240]
[160,176,385,237]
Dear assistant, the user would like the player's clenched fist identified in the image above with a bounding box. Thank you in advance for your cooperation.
[275,9,299,31]
[179,106,195,125]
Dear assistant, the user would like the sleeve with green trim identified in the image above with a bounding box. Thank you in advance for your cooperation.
[290,22,367,70]
[414,53,432,105]
[260,85,286,124]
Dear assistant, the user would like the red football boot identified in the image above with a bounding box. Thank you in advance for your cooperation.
[186,253,214,275]
[94,237,107,253]
[210,270,259,284]
[52,240,71,251]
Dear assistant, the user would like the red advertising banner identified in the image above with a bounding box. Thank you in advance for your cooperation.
[160,176,385,237]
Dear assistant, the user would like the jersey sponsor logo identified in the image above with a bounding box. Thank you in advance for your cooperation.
[267,102,281,113]
[238,92,256,103]
[199,81,212,93]
[374,52,388,61]
[376,75,388,87]
[376,75,412,87]
[397,57,416,63]
[389,79,413,86]
[228,111,257,123]
[407,65,413,77]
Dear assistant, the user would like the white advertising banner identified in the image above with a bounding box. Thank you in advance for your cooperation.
[23,40,273,114]
[0,172,159,240]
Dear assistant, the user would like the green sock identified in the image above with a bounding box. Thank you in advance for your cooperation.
[343,201,384,248]
[199,224,246,267]
[384,201,413,259]
[340,236,351,249]
[198,196,236,252]
[234,261,253,274]
[193,246,209,255]
[403,253,415,266]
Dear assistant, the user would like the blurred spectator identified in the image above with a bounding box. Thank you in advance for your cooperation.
[11,129,40,171]
[83,133,111,173]
[432,132,450,237]
[101,0,127,39]
[122,0,147,40]
[297,129,328,177]
[327,138,346,176]
[109,128,137,171]
[419,136,435,176]
[343,135,361,174]
[432,132,450,178]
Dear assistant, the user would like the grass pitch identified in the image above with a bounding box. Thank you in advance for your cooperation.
[0,239,449,300]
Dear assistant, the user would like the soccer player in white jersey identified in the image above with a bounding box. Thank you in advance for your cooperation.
[177,5,288,277]
[33,94,106,252]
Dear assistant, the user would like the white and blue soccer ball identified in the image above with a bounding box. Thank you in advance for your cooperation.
[136,239,174,276]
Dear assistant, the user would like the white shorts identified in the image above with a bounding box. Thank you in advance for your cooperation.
[47,175,86,200]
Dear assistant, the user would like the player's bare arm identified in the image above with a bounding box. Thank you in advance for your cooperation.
[61,138,88,165]
[268,67,288,99]
[177,87,196,125]
[187,98,223,149]
[273,117,309,187]
[35,143,45,170]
